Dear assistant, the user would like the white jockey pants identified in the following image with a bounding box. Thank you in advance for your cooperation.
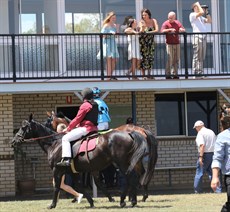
[62,127,88,158]
[97,122,109,131]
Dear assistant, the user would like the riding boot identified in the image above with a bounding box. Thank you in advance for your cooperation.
[56,157,71,166]
[221,202,230,212]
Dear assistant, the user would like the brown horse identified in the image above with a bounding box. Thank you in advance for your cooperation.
[46,111,70,132]
[45,112,158,202]
[12,114,151,209]
[116,124,158,201]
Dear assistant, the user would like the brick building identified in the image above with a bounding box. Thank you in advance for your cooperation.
[1,0,230,198]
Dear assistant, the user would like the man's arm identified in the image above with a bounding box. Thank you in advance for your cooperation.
[211,167,220,191]
[194,2,204,18]
[199,144,204,165]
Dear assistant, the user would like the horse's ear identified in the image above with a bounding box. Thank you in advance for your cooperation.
[29,113,33,122]
[22,120,28,127]
[47,111,51,117]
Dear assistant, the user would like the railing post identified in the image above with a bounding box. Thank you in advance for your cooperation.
[99,34,104,80]
[11,34,16,82]
[183,33,188,79]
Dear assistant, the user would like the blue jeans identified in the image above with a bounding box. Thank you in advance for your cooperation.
[194,152,222,193]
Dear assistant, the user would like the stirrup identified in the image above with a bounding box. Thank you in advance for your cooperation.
[56,158,71,166]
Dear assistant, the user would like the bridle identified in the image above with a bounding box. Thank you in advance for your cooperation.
[23,132,64,142]
[16,120,64,143]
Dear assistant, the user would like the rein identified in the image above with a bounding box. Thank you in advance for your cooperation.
[23,132,64,142]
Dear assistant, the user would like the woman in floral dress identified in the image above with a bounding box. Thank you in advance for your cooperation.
[139,8,159,79]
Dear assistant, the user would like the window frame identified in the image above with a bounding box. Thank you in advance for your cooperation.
[155,91,218,137]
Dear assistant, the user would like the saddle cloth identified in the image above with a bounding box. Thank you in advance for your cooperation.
[72,137,97,158]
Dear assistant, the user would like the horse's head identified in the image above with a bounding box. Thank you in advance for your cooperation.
[11,114,35,147]
[45,111,69,132]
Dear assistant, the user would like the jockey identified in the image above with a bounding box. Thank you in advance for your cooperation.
[92,87,111,131]
[57,87,98,166]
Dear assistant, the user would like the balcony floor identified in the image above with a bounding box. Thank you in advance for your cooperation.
[0,72,229,94]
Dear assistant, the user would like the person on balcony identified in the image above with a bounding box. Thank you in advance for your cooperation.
[125,18,141,80]
[189,2,212,78]
[161,11,185,80]
[120,15,133,32]
[97,11,119,80]
[57,88,98,166]
[139,8,159,80]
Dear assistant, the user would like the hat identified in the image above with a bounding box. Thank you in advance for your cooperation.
[81,87,93,100]
[193,120,204,129]
[201,5,208,8]
[92,87,101,98]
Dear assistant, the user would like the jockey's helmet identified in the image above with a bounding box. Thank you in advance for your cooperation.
[92,87,101,98]
[81,87,94,100]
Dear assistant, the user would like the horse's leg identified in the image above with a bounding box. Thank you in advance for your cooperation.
[92,171,115,202]
[128,171,139,207]
[119,173,129,208]
[48,171,62,209]
[71,173,94,208]
[142,184,148,202]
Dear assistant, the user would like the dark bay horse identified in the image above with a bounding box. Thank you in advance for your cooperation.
[11,114,150,209]
[116,124,158,201]
[45,112,158,202]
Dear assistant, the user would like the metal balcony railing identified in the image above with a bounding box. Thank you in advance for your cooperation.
[0,32,230,82]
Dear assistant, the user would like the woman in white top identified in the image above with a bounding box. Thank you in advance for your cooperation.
[124,19,141,80]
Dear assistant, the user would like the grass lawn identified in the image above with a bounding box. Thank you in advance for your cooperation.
[0,192,226,212]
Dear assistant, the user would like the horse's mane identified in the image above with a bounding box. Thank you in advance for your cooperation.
[33,120,63,153]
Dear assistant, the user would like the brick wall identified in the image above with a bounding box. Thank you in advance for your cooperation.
[136,91,155,132]
[12,92,134,190]
[0,94,15,197]
[0,90,227,197]
[12,93,82,190]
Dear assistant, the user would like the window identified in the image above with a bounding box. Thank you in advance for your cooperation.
[65,13,100,33]
[155,91,217,136]
[187,91,217,135]
[109,105,132,128]
[155,93,185,136]
[21,14,36,34]
[56,106,79,120]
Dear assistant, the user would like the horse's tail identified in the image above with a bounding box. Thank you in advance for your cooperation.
[126,131,147,174]
[139,129,158,186]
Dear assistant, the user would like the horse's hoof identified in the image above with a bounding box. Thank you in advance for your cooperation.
[142,194,148,202]
[109,198,115,202]
[71,197,77,203]
[131,201,137,207]
[47,204,56,209]
[120,202,126,208]
[90,203,95,208]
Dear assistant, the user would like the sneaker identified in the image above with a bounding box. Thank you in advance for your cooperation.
[77,193,83,204]
[56,158,71,166]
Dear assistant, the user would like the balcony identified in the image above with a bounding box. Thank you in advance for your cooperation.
[0,32,230,93]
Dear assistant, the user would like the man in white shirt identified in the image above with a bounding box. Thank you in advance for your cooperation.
[189,2,212,78]
[193,120,221,193]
